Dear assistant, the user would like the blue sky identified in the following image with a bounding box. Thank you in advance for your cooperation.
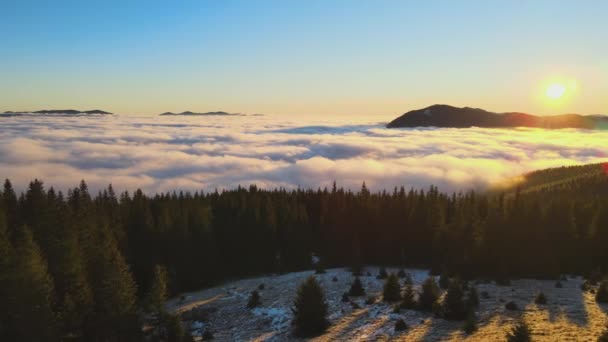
[1,0,607,116]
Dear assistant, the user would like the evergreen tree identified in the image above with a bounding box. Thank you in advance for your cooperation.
[596,280,608,303]
[377,266,388,279]
[441,278,467,320]
[462,310,477,334]
[292,276,329,337]
[145,264,169,313]
[394,319,408,331]
[383,273,401,302]
[3,226,58,341]
[506,320,531,342]
[0,209,12,339]
[466,286,480,309]
[348,276,365,297]
[400,283,416,309]
[534,292,547,305]
[84,224,140,340]
[417,276,439,311]
[247,290,261,308]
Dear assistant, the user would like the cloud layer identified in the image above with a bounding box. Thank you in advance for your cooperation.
[1,115,607,194]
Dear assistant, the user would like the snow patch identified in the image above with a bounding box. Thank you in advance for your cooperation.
[252,307,291,330]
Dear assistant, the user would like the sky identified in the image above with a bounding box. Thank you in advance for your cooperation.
[1,0,607,117]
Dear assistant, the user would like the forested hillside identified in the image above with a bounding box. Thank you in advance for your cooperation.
[1,163,608,340]
[502,162,608,197]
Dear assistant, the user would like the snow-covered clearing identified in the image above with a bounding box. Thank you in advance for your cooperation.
[166,267,608,341]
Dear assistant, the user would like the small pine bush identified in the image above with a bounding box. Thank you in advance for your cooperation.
[555,281,563,288]
[247,290,261,309]
[462,311,477,334]
[441,278,467,320]
[581,281,592,292]
[417,276,440,311]
[400,283,416,309]
[397,269,407,278]
[332,276,338,282]
[596,280,608,303]
[341,292,350,303]
[365,296,376,305]
[534,292,547,305]
[377,267,388,280]
[506,320,531,342]
[292,276,329,337]
[395,319,408,331]
[505,301,519,311]
[383,273,401,302]
[466,286,480,309]
[349,277,366,297]
[258,283,265,290]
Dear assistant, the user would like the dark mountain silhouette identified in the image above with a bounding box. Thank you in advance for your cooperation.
[387,104,608,129]
[159,111,243,116]
[1,109,112,116]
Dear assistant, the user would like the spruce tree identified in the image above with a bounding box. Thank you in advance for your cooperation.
[417,276,439,311]
[145,264,169,313]
[462,310,477,334]
[383,273,401,302]
[596,280,608,303]
[3,226,58,341]
[84,224,140,340]
[0,209,12,340]
[292,276,329,337]
[247,290,261,308]
[441,278,467,320]
[348,276,366,297]
[534,292,547,305]
[400,283,416,309]
[506,320,531,342]
[466,286,480,309]
[377,266,388,280]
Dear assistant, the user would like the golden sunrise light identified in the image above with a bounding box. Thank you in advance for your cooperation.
[546,83,566,99]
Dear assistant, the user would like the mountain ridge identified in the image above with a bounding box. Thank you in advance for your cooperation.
[387,104,608,129]
[1,109,112,116]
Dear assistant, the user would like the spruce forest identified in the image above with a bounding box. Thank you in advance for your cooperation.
[1,163,608,340]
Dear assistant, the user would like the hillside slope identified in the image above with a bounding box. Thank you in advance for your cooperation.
[387,105,608,130]
[497,162,608,196]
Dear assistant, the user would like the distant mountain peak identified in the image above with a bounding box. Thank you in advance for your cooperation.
[159,111,246,116]
[387,105,608,130]
[1,109,113,117]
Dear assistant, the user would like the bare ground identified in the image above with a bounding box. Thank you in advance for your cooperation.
[166,267,608,341]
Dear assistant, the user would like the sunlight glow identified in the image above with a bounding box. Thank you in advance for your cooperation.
[546,83,566,99]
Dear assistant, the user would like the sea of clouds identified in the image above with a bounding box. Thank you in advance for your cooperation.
[1,115,607,194]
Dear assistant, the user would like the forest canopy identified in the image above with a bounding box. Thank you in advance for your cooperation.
[1,162,607,340]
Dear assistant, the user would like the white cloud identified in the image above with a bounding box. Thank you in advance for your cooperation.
[1,115,607,194]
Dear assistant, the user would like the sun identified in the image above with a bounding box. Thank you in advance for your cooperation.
[546,83,566,99]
